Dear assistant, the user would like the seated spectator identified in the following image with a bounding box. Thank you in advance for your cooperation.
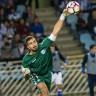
[12,33,24,58]
[16,19,29,38]
[0,7,5,22]
[16,4,26,16]
[0,21,7,36]
[23,6,37,23]
[76,0,91,11]
[66,14,78,31]
[0,34,4,56]
[80,30,96,51]
[66,14,78,38]
[6,0,14,7]
[50,0,68,16]
[5,0,14,15]
[29,16,44,41]
[1,46,13,59]
[59,0,66,11]
[76,12,88,36]
[76,0,91,24]
[5,20,16,38]
[8,8,21,21]
[0,20,15,39]
[0,35,13,59]
[0,20,15,51]
[88,10,96,38]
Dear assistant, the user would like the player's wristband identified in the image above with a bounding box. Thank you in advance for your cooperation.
[59,13,66,21]
[49,34,56,41]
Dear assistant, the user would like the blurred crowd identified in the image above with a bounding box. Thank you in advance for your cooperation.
[50,0,96,52]
[65,0,96,52]
[0,0,45,60]
[0,0,96,60]
[50,0,95,15]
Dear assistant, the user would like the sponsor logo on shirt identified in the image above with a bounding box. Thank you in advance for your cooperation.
[41,49,46,54]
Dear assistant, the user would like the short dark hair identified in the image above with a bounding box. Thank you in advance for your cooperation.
[25,35,35,44]
[90,44,96,50]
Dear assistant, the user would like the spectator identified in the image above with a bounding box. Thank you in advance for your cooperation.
[59,0,68,11]
[50,0,68,15]
[76,0,91,23]
[23,6,37,23]
[0,33,3,56]
[76,0,91,11]
[76,12,88,37]
[0,21,7,36]
[0,0,32,60]
[0,7,5,22]
[29,16,44,41]
[79,30,95,51]
[5,0,14,15]
[16,4,26,16]
[7,0,14,7]
[0,22,7,54]
[12,33,24,58]
[6,20,16,38]
[16,19,29,38]
[88,10,96,38]
[0,35,13,59]
[66,14,78,38]
[8,8,21,21]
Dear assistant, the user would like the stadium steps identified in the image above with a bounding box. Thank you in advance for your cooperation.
[1,61,95,96]
[36,7,84,60]
[89,0,96,3]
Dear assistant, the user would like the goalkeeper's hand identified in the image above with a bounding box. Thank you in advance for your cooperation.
[63,8,71,16]
[63,7,78,16]
[21,66,30,80]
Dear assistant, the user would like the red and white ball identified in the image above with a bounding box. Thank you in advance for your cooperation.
[66,1,80,14]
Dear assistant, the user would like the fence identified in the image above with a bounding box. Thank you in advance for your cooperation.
[0,60,96,96]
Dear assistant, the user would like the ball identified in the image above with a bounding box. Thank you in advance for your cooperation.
[66,1,80,14]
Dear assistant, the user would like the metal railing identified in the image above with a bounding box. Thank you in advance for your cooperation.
[0,60,96,96]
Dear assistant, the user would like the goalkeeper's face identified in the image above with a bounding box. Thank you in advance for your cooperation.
[27,38,38,52]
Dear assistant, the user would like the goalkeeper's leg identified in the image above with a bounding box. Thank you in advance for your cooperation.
[37,82,49,96]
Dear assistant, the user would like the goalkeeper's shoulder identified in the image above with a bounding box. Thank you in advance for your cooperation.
[22,53,29,66]
[22,53,29,61]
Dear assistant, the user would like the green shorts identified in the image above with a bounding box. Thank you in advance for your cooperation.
[30,72,52,91]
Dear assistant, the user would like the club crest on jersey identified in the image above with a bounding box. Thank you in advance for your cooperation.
[41,49,46,54]
[32,59,36,63]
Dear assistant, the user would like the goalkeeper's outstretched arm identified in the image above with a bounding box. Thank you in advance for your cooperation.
[50,9,70,39]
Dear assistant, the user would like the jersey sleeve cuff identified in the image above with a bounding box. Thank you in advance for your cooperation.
[48,34,56,41]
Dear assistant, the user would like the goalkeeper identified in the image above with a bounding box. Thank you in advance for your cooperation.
[22,8,72,96]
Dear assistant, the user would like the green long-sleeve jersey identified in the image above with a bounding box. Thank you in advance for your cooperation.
[22,37,53,75]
